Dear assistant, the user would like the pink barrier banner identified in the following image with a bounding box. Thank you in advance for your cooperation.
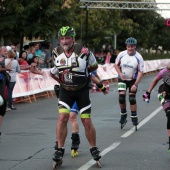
[13,59,170,98]
[13,69,59,98]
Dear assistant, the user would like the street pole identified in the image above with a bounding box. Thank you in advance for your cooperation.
[85,5,88,47]
[114,34,117,49]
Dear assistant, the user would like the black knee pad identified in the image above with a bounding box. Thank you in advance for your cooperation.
[119,94,126,104]
[129,94,136,105]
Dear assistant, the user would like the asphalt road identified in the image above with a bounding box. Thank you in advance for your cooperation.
[0,73,170,170]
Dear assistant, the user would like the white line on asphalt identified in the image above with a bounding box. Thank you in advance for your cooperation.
[77,141,121,170]
[121,106,162,138]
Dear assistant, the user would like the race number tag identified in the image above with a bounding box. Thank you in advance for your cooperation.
[118,82,126,91]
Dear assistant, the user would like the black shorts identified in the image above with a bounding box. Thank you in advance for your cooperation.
[59,86,91,114]
[118,79,137,94]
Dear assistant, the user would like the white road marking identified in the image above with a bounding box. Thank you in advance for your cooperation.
[121,106,162,138]
[77,142,121,170]
[77,106,162,169]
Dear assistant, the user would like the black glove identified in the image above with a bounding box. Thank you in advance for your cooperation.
[143,91,150,100]
[96,82,106,92]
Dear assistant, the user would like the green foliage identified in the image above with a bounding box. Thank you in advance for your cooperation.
[142,53,170,61]
[0,0,170,54]
[0,0,69,43]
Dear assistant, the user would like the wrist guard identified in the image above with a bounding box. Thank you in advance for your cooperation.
[96,82,106,92]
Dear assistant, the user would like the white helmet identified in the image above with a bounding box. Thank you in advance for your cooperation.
[0,95,4,106]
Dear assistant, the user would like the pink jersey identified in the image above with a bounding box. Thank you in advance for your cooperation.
[157,68,170,86]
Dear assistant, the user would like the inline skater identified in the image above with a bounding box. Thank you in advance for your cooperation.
[50,26,102,169]
[143,64,170,152]
[114,37,144,130]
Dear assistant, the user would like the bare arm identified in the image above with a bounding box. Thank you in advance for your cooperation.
[147,76,159,93]
[29,64,43,75]
[114,64,125,80]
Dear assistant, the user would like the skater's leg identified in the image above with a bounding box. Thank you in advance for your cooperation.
[81,118,101,161]
[57,113,69,148]
[119,109,127,124]
[129,93,138,125]
[90,147,101,161]
[70,111,79,133]
[119,92,127,125]
[119,93,126,110]
[81,118,96,147]
[168,130,170,152]
[162,99,170,151]
[53,113,69,167]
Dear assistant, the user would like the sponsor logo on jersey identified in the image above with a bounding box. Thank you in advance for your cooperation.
[60,58,66,65]
[71,57,78,67]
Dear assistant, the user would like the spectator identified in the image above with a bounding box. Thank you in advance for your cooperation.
[18,51,31,70]
[10,43,20,60]
[5,50,21,110]
[23,44,29,52]
[34,43,42,57]
[29,56,43,75]
[105,50,111,64]
[41,42,52,68]
[0,55,8,135]
[27,43,36,60]
[0,46,8,59]
[110,49,117,64]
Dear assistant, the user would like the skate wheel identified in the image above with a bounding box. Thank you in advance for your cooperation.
[96,160,102,168]
[120,120,127,129]
[53,162,57,170]
[71,149,78,157]
[52,160,63,170]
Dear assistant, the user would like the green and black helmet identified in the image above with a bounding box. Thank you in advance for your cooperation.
[125,37,137,45]
[58,26,76,39]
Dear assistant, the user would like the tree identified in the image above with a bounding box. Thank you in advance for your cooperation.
[0,0,70,46]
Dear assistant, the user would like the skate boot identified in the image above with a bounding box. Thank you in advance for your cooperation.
[52,148,65,170]
[90,147,102,168]
[131,114,138,131]
[119,113,127,129]
[54,141,58,150]
[71,133,80,157]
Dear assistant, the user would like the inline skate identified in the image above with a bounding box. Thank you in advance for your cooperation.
[71,133,80,157]
[90,147,102,168]
[119,113,127,129]
[131,115,138,131]
[54,141,58,150]
[52,148,65,169]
